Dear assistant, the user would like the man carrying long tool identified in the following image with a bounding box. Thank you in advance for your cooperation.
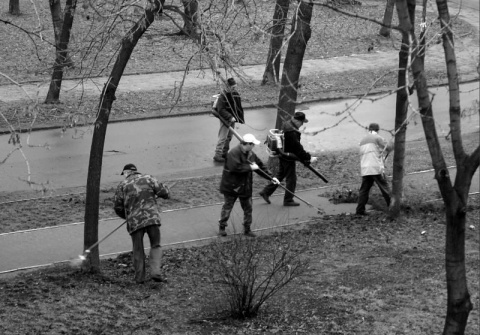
[218,134,279,237]
[213,77,245,163]
[114,163,171,284]
[259,111,318,206]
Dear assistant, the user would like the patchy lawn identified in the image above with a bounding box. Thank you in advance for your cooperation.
[0,206,478,334]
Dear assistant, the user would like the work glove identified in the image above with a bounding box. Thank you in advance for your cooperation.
[310,156,318,164]
[271,177,280,185]
[250,162,259,171]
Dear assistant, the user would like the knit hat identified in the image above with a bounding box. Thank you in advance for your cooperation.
[227,78,237,87]
[121,163,137,175]
[368,123,380,132]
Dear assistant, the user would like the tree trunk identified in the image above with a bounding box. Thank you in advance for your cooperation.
[388,0,415,218]
[435,0,476,332]
[261,0,290,86]
[180,0,201,41]
[83,0,165,273]
[396,0,476,332]
[9,0,20,15]
[49,0,74,71]
[45,0,77,104]
[379,0,395,37]
[275,0,313,129]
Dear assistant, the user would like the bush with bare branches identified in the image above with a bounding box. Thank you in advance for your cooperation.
[207,231,311,318]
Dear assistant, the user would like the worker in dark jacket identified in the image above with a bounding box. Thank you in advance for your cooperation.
[259,112,317,206]
[114,163,170,284]
[218,134,278,237]
[213,77,245,163]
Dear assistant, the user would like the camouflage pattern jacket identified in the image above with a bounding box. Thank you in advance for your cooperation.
[114,172,169,234]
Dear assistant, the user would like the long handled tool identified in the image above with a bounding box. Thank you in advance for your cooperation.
[266,173,324,213]
[246,158,324,214]
[212,110,325,213]
[69,182,178,268]
[211,110,328,183]
[69,220,126,267]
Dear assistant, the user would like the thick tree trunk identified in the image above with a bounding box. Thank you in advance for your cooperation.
[45,0,77,104]
[262,0,290,86]
[181,0,201,40]
[396,0,476,333]
[276,0,313,129]
[9,0,20,15]
[435,0,475,332]
[49,0,73,71]
[379,0,395,37]
[83,0,164,272]
[389,0,415,218]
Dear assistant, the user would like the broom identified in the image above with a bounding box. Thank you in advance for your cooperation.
[69,220,126,268]
[70,181,178,267]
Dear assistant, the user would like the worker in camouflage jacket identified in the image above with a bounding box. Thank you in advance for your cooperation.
[114,163,170,284]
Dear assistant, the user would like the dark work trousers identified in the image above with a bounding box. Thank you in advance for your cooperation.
[130,225,161,283]
[356,174,391,214]
[261,158,296,203]
[219,194,253,232]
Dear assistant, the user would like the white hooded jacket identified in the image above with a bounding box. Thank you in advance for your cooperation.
[359,131,392,176]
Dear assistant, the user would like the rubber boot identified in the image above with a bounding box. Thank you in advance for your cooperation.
[149,246,165,282]
[244,227,256,237]
[218,226,227,237]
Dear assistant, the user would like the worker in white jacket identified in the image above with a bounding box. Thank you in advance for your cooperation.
[356,123,393,215]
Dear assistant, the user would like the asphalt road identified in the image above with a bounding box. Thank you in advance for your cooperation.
[0,81,478,193]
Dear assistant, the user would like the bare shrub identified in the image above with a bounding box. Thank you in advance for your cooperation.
[207,231,311,318]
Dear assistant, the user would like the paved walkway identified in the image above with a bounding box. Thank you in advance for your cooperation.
[1,166,478,276]
[0,188,359,276]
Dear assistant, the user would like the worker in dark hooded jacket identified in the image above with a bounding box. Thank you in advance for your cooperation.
[259,112,317,206]
[218,134,278,237]
[114,163,170,284]
[213,77,245,163]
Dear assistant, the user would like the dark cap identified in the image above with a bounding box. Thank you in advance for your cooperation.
[293,111,308,123]
[227,78,237,87]
[121,163,137,175]
[368,123,380,132]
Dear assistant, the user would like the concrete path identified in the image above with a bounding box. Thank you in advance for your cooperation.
[1,165,478,276]
[0,188,358,275]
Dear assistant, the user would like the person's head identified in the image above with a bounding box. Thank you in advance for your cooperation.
[226,77,237,91]
[368,123,380,133]
[121,163,137,177]
[292,111,309,126]
[240,133,260,152]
